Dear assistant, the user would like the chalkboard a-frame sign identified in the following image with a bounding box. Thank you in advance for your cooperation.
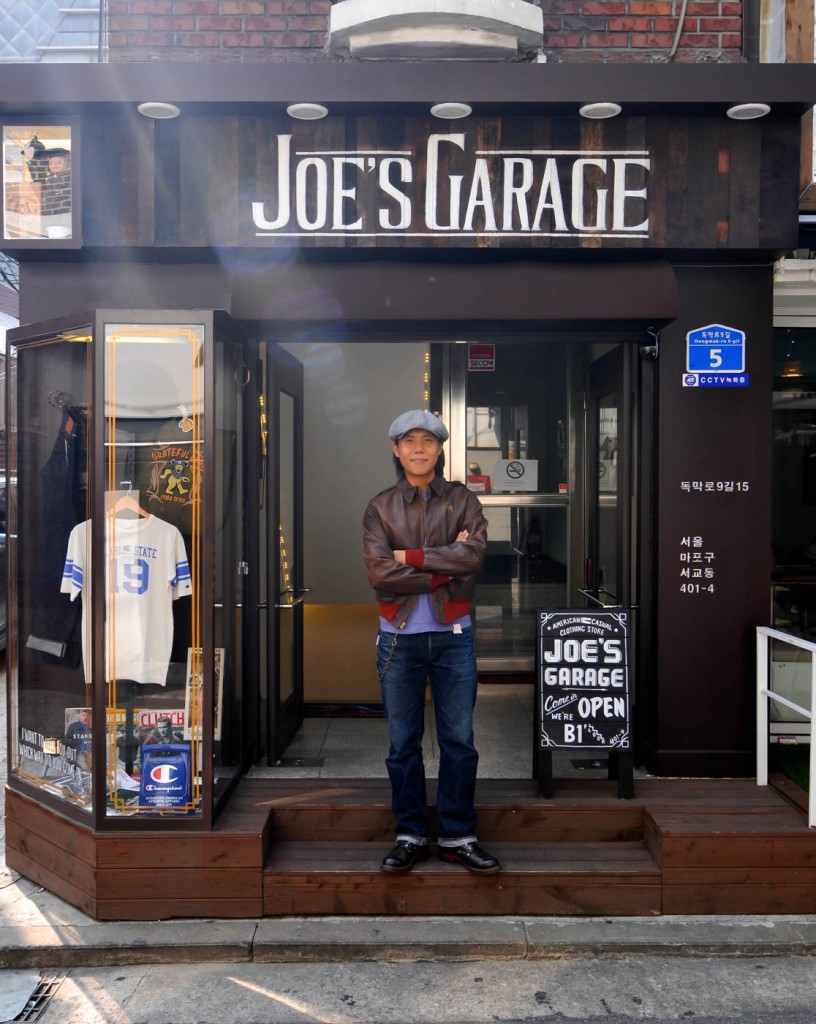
[535,609,633,799]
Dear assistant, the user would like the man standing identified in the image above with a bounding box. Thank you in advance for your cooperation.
[64,708,91,770]
[363,410,500,876]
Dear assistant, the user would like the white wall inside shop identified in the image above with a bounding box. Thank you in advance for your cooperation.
[281,340,429,702]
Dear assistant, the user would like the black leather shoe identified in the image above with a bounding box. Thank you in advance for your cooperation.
[439,842,501,875]
[381,840,430,874]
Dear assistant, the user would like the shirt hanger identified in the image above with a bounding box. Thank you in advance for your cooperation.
[109,480,149,519]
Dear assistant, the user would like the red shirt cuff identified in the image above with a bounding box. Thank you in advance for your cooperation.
[404,548,425,569]
[431,573,452,589]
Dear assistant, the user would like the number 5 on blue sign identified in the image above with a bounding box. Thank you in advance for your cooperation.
[686,325,745,373]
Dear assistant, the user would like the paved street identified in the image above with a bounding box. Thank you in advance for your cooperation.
[9,956,816,1024]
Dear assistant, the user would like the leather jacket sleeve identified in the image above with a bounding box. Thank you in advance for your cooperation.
[363,501,433,596]
[363,481,487,596]
[420,489,486,578]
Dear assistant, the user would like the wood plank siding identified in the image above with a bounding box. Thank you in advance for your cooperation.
[77,114,801,253]
[6,777,816,921]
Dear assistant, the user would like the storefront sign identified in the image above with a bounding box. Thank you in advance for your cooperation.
[250,132,650,241]
[4,111,796,253]
[537,610,631,750]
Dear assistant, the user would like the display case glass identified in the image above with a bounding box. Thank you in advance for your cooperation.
[100,322,204,817]
[8,311,246,827]
[9,323,93,810]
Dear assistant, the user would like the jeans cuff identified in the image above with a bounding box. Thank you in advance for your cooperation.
[396,833,428,847]
[437,835,477,848]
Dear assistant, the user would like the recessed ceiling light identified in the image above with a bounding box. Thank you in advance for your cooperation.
[579,102,622,120]
[726,103,770,120]
[430,102,473,120]
[287,103,329,120]
[137,102,181,119]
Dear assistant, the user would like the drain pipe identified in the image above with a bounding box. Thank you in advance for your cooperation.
[667,0,691,60]
[97,0,107,63]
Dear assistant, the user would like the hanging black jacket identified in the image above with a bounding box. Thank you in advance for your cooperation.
[26,406,86,667]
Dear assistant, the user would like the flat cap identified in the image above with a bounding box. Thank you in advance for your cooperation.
[388,409,449,442]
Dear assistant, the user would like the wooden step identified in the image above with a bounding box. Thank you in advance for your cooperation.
[263,840,661,916]
[268,806,644,844]
[257,778,646,844]
[644,805,816,915]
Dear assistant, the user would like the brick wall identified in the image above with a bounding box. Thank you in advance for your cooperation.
[542,0,743,63]
[107,0,332,62]
[106,0,743,63]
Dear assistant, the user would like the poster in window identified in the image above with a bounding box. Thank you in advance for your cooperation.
[184,647,224,741]
[3,125,73,241]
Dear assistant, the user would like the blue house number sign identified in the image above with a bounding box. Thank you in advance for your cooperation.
[684,324,748,387]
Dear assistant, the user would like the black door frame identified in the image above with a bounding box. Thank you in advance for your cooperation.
[583,344,634,609]
[265,343,305,763]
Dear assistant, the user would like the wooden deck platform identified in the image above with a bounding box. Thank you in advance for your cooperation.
[6,775,816,920]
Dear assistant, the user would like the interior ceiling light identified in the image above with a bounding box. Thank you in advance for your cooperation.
[286,103,329,120]
[137,101,181,119]
[579,102,622,120]
[430,102,473,120]
[726,103,771,120]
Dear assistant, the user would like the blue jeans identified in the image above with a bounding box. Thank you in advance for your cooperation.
[377,628,479,841]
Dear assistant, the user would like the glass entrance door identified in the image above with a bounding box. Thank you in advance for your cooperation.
[260,344,305,762]
[582,346,632,609]
[437,339,635,671]
[439,341,571,672]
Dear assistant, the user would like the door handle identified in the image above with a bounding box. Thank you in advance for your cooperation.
[266,586,311,609]
[577,588,619,609]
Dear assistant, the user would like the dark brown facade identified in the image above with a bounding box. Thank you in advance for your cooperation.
[71,111,799,253]
[2,60,816,918]
[4,61,815,770]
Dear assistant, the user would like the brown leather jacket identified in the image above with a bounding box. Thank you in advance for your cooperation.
[363,474,487,628]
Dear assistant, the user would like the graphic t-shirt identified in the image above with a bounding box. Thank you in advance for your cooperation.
[61,515,192,685]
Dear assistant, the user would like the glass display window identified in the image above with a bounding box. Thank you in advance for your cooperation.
[8,323,93,810]
[100,323,204,817]
[2,124,79,245]
[771,325,816,731]
[772,325,816,581]
[6,310,247,829]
